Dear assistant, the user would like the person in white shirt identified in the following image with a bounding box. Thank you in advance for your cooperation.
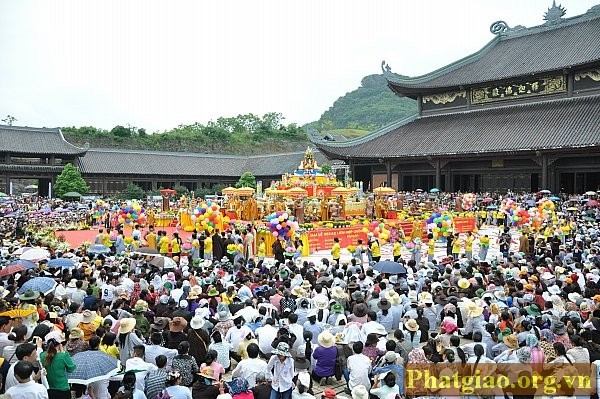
[237,279,253,302]
[226,317,253,359]
[255,318,279,358]
[346,341,372,390]
[100,276,117,305]
[125,345,157,392]
[287,314,304,352]
[5,342,48,391]
[6,360,49,399]
[0,316,12,355]
[232,343,268,388]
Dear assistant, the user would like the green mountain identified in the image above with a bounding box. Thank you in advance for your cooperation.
[315,74,417,131]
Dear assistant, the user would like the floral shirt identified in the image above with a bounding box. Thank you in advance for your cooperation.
[171,354,199,387]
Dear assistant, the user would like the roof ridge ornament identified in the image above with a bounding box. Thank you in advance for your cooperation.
[381,60,393,76]
[490,21,509,35]
[544,0,566,25]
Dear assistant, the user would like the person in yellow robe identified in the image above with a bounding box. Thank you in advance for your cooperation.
[257,237,266,262]
[204,234,213,260]
[427,233,436,262]
[465,232,474,260]
[320,198,329,221]
[371,239,381,262]
[144,226,157,250]
[331,237,341,265]
[393,240,402,262]
[452,233,461,259]
[158,231,170,256]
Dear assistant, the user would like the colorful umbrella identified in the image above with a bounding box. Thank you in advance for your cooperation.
[482,198,493,203]
[47,258,76,269]
[548,196,561,201]
[538,189,551,194]
[486,205,498,209]
[8,260,36,270]
[0,263,25,277]
[0,308,37,318]
[373,260,407,274]
[17,277,57,295]
[585,191,596,196]
[134,247,160,256]
[19,248,49,261]
[587,200,599,207]
[149,256,177,269]
[87,245,111,255]
[429,188,440,193]
[67,350,120,385]
[11,247,32,256]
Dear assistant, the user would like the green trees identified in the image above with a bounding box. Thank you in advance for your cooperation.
[321,163,332,174]
[121,184,145,200]
[54,163,89,198]
[236,172,256,188]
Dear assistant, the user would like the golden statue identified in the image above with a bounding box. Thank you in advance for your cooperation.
[299,147,318,170]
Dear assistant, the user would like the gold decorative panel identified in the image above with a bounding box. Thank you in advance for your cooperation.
[470,75,566,104]
[422,91,466,105]
[575,68,600,82]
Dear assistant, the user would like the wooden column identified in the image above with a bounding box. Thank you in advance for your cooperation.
[386,162,392,187]
[435,160,442,189]
[541,154,548,189]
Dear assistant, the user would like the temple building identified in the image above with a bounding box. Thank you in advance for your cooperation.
[310,3,600,193]
[0,125,327,196]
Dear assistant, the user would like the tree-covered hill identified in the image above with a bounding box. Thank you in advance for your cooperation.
[315,74,417,131]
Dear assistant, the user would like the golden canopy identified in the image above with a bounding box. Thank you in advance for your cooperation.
[222,186,236,195]
[373,186,396,195]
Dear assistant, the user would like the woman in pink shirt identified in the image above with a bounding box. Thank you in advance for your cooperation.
[200,350,226,381]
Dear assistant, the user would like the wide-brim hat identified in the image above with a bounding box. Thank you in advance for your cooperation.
[199,367,216,380]
[169,317,188,332]
[363,323,387,336]
[378,298,391,310]
[552,321,567,335]
[19,289,40,301]
[118,318,137,334]
[385,290,401,305]
[503,334,519,349]
[207,287,219,297]
[151,317,169,331]
[467,306,484,318]
[81,310,96,323]
[294,354,311,370]
[272,341,292,357]
[291,286,305,297]
[352,385,369,399]
[318,331,335,348]
[69,327,84,340]
[331,303,344,313]
[331,286,347,299]
[301,280,312,289]
[190,315,206,330]
[313,294,329,310]
[67,279,78,288]
[526,303,542,316]
[494,290,507,301]
[457,278,470,289]
[405,318,419,332]
[354,303,368,317]
[568,293,583,304]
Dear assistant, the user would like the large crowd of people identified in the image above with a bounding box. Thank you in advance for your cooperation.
[0,191,598,399]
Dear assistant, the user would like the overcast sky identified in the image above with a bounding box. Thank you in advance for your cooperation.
[0,0,596,132]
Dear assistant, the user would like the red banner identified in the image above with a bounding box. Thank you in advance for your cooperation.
[306,226,367,252]
[453,217,477,233]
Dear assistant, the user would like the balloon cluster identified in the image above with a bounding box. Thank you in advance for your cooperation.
[538,199,555,219]
[92,199,107,217]
[191,202,224,233]
[508,207,530,227]
[501,198,517,214]
[461,193,477,211]
[118,201,146,227]
[426,212,453,238]
[362,220,391,243]
[267,211,299,238]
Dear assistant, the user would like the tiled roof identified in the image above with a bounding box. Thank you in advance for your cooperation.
[0,125,88,155]
[79,148,328,178]
[313,94,600,159]
[386,7,600,92]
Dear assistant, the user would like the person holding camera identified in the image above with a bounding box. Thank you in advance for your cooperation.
[40,331,76,399]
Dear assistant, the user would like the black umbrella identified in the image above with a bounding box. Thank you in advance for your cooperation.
[373,260,407,274]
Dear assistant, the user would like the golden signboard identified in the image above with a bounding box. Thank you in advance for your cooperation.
[471,75,566,104]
